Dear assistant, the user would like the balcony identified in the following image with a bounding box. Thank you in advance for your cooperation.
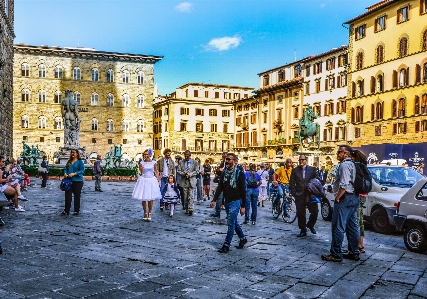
[171,146,224,154]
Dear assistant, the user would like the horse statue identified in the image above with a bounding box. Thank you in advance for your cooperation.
[297,106,320,150]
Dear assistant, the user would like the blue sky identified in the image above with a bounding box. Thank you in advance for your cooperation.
[15,0,375,95]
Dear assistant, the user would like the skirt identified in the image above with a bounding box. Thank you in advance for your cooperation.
[132,176,161,201]
[164,194,179,204]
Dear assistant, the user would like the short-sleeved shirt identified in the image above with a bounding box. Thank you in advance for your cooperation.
[245,171,262,189]
[275,166,292,184]
[257,169,269,187]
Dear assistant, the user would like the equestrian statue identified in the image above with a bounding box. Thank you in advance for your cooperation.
[297,105,320,150]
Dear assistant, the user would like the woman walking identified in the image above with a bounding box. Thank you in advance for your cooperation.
[40,156,49,188]
[61,149,85,216]
[132,149,161,221]
[202,159,212,201]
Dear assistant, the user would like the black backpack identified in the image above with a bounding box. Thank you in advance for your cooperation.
[352,161,372,195]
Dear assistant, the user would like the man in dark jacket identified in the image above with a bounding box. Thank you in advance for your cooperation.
[289,154,320,237]
[93,154,103,192]
[319,164,328,185]
[210,153,247,253]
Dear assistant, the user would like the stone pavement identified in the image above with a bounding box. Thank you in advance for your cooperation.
[0,178,426,299]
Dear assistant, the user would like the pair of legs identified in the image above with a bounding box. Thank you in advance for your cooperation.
[195,177,203,202]
[357,195,366,250]
[270,183,289,205]
[182,186,194,213]
[203,182,210,200]
[142,200,154,220]
[160,177,168,209]
[94,174,102,191]
[245,188,259,223]
[296,199,319,233]
[41,172,48,188]
[258,186,267,207]
[223,199,246,248]
[64,181,83,214]
[3,185,18,208]
[8,182,25,199]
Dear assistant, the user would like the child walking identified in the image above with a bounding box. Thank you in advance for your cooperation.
[161,175,181,217]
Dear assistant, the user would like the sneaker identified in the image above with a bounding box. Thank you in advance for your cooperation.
[15,206,25,212]
[321,254,343,262]
[236,238,248,249]
[218,245,229,253]
[343,253,360,261]
[251,221,256,225]
[18,195,27,201]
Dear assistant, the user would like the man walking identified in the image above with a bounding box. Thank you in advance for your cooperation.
[157,148,176,211]
[93,154,103,192]
[289,154,319,237]
[322,145,360,262]
[319,164,328,185]
[210,153,247,253]
[177,150,199,216]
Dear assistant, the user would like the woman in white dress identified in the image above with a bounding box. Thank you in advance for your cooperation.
[132,149,161,221]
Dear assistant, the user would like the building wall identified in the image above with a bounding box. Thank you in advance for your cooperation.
[13,45,162,162]
[0,0,14,157]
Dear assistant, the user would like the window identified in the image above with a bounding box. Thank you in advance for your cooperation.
[195,108,204,116]
[263,75,269,86]
[376,45,384,63]
[91,93,99,105]
[73,67,81,80]
[376,102,384,119]
[423,30,427,51]
[424,63,427,82]
[377,74,384,92]
[375,15,386,32]
[313,62,322,74]
[399,37,408,57]
[356,52,364,70]
[315,80,320,93]
[73,92,80,104]
[91,118,98,130]
[21,63,30,76]
[305,65,310,77]
[234,93,240,100]
[106,119,114,131]
[196,122,203,132]
[107,69,114,82]
[399,68,409,87]
[122,70,129,83]
[223,123,228,133]
[56,137,61,143]
[123,139,127,144]
[55,66,63,78]
[294,64,302,77]
[355,127,361,138]
[209,109,217,116]
[122,120,130,132]
[91,68,99,81]
[137,71,144,84]
[180,107,189,115]
[137,120,144,132]
[122,94,130,107]
[397,5,409,23]
[278,70,286,81]
[194,90,199,97]
[210,123,217,132]
[398,98,406,116]
[21,89,30,102]
[375,125,382,136]
[38,116,46,129]
[222,110,230,117]
[293,107,299,119]
[341,74,348,87]
[180,122,187,131]
[106,94,114,106]
[393,122,407,134]
[39,65,46,78]
[204,91,209,98]
[137,95,144,108]
[21,115,29,128]
[356,106,363,122]
[357,80,364,96]
[338,54,348,67]
[305,82,310,95]
[326,57,335,70]
[355,24,366,40]
[215,92,219,98]
[38,90,46,103]
[195,139,203,151]
[55,117,62,129]
[54,91,62,103]
[421,0,427,14]
[329,77,335,89]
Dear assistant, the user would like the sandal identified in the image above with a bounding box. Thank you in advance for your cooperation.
[143,213,148,221]
[359,247,365,253]
[60,210,69,215]
[147,213,152,221]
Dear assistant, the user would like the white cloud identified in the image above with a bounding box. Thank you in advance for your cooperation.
[204,36,242,52]
[175,2,193,13]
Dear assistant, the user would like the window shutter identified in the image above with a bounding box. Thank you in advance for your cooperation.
[361,79,364,96]
[325,79,328,91]
[361,105,364,121]
[323,128,327,141]
[330,103,334,115]
[371,76,376,93]
[337,75,341,88]
[406,67,409,86]
[336,102,340,114]
[416,64,421,84]
[393,123,397,134]
[415,96,420,114]
[381,101,384,119]
[392,100,397,117]
[380,74,384,92]
[343,100,346,112]
[351,108,355,123]
[352,82,356,97]
[335,127,339,140]
[416,121,420,133]
[371,104,375,120]
[324,104,328,116]
[393,70,398,88]
[403,122,407,133]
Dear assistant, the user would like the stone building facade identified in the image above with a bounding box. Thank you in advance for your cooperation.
[345,0,427,165]
[153,83,253,163]
[0,0,14,157]
[13,45,162,162]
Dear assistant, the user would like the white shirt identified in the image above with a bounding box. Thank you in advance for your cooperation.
[163,158,170,177]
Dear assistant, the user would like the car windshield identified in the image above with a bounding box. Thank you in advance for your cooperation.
[369,166,424,188]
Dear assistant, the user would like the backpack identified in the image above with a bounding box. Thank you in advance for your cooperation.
[247,172,258,188]
[352,161,372,195]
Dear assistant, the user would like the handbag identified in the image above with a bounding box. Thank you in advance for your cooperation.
[213,176,220,183]
[38,166,47,173]
[59,178,73,191]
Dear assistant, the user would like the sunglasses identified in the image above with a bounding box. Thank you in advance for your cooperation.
[336,150,343,154]
[225,158,234,161]
[299,159,306,161]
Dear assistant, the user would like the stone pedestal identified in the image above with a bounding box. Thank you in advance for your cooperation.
[54,145,89,165]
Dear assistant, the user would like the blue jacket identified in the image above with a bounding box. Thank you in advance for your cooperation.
[64,160,85,182]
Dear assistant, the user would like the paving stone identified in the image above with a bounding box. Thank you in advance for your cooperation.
[409,277,427,298]
[275,282,328,299]
[381,270,420,285]
[362,281,412,299]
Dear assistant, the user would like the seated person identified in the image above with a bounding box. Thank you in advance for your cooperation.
[14,157,29,190]
[0,156,25,212]
[3,159,27,201]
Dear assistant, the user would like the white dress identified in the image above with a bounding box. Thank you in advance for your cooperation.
[132,161,161,201]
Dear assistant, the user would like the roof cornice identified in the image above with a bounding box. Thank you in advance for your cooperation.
[343,0,405,25]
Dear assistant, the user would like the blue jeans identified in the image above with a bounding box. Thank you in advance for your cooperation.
[269,183,289,204]
[160,177,169,207]
[224,199,245,247]
[330,193,360,258]
[245,188,259,222]
[194,177,203,202]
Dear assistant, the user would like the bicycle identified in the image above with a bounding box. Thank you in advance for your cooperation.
[270,185,297,224]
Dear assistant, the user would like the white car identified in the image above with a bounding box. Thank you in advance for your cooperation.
[321,165,424,234]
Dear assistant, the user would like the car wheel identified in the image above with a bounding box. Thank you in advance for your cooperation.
[321,200,332,221]
[404,224,427,253]
[371,208,395,234]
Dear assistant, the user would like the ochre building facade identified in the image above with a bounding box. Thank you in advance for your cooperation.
[13,45,162,162]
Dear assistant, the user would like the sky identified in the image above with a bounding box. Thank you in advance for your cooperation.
[15,0,375,95]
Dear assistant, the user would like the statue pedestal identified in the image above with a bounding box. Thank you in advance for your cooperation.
[54,145,88,165]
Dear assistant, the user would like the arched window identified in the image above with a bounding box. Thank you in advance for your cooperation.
[38,90,46,102]
[399,68,408,87]
[356,52,364,70]
[355,106,363,122]
[21,115,29,128]
[137,120,144,132]
[122,70,129,83]
[55,66,63,79]
[39,64,46,78]
[377,74,384,92]
[38,116,47,129]
[91,118,98,131]
[21,63,30,76]
[122,94,130,107]
[74,91,81,104]
[357,80,364,96]
[106,93,114,106]
[137,71,144,84]
[399,37,408,57]
[21,89,30,102]
[55,117,62,129]
[91,68,99,81]
[54,91,62,103]
[122,120,130,132]
[106,119,114,131]
[91,93,99,105]
[137,95,144,108]
[106,69,114,82]
[376,102,384,120]
[398,98,406,117]
[376,45,384,63]
[73,67,81,80]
